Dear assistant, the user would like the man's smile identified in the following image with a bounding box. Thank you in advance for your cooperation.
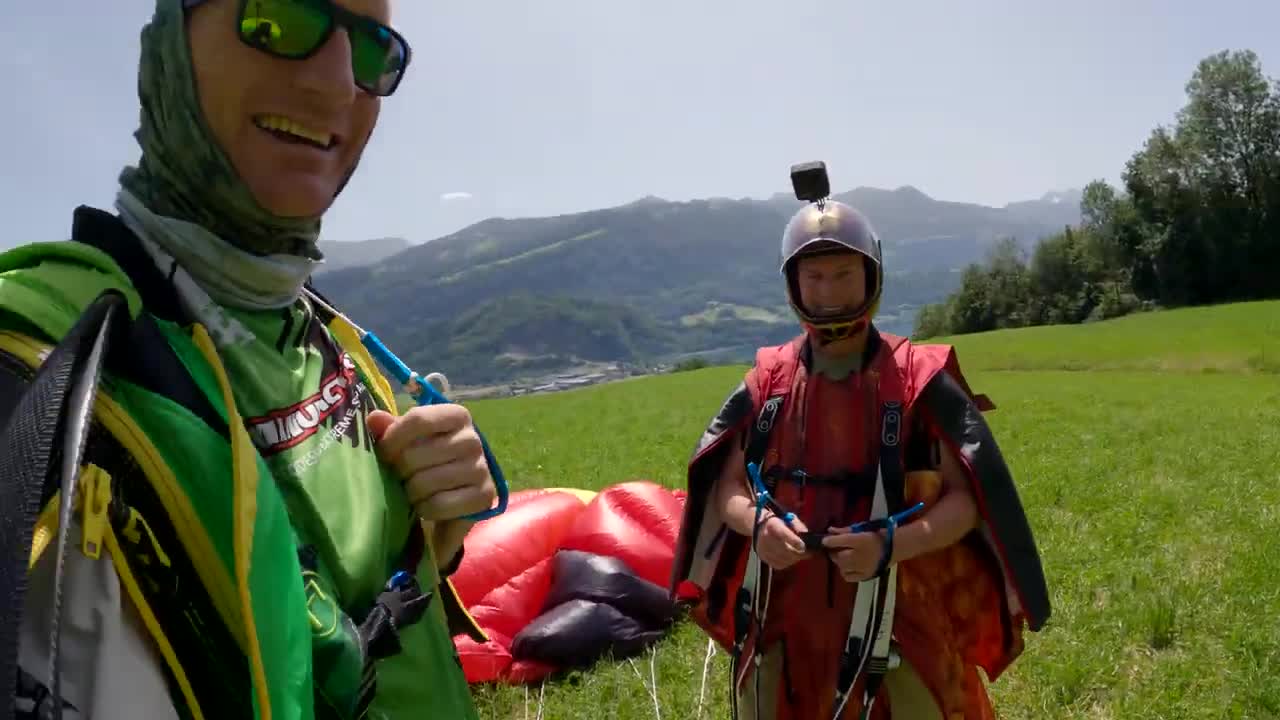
[252,113,339,150]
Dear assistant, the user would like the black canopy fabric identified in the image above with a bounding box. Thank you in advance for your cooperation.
[510,550,676,669]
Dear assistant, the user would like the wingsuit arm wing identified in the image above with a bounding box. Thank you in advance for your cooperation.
[668,379,756,601]
[691,380,754,461]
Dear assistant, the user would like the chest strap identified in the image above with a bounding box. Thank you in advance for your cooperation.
[832,400,905,719]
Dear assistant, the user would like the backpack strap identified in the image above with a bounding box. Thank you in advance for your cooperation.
[739,336,804,470]
[0,289,130,720]
[741,394,782,475]
[0,209,255,719]
[67,206,228,439]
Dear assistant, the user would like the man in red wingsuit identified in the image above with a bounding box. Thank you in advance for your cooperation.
[668,164,1051,719]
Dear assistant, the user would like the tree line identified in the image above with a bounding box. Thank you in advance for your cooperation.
[913,49,1280,340]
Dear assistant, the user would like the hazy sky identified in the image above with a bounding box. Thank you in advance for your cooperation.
[3,1,1277,251]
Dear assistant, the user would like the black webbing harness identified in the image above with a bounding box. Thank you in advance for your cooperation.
[728,392,907,720]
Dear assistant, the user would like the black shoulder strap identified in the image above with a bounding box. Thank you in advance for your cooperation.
[69,206,228,440]
[71,207,186,325]
[742,394,783,474]
[1,290,129,720]
[877,399,906,513]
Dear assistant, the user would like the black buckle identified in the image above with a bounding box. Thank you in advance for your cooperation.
[798,530,828,552]
[360,571,434,660]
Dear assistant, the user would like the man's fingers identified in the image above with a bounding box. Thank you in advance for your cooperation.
[841,568,868,583]
[403,454,488,506]
[832,549,864,574]
[366,409,396,444]
[394,426,483,476]
[375,404,473,461]
[830,548,850,570]
[821,533,859,550]
[769,520,807,553]
[829,548,874,583]
[412,474,497,521]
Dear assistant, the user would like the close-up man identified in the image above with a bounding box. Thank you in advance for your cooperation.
[1,1,497,718]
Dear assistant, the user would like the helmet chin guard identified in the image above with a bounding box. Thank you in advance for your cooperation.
[800,312,872,346]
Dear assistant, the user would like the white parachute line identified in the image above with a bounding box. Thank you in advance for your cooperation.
[535,679,546,720]
[627,648,662,720]
[628,657,646,694]
[524,683,529,720]
[832,687,852,720]
[650,644,662,720]
[696,638,716,719]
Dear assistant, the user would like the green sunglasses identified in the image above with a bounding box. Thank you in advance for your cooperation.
[183,0,412,96]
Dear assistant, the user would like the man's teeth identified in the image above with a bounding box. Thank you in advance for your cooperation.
[255,115,333,147]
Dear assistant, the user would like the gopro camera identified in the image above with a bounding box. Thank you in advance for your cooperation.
[790,161,830,203]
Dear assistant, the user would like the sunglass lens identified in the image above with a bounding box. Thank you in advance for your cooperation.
[238,0,330,57]
[350,22,408,95]
[237,0,408,96]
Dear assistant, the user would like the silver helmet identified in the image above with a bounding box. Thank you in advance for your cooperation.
[780,162,884,343]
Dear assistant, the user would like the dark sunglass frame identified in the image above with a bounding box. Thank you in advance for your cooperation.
[182,0,412,97]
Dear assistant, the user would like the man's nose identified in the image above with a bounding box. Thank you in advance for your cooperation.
[294,28,357,105]
[814,278,838,302]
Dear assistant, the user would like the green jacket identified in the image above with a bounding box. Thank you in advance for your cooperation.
[1,211,486,720]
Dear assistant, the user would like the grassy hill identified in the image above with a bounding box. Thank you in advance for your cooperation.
[312,187,1078,385]
[314,235,411,274]
[455,300,1280,719]
[928,299,1280,374]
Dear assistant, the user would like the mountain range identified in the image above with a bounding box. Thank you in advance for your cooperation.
[315,235,412,273]
[312,186,1082,386]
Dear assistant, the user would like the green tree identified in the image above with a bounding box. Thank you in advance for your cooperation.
[1122,49,1280,304]
[912,301,952,340]
[1027,228,1086,324]
[983,237,1034,329]
[915,49,1280,339]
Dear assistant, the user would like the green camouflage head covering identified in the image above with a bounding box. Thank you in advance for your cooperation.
[118,0,359,259]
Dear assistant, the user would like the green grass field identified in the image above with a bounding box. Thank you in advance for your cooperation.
[460,300,1280,719]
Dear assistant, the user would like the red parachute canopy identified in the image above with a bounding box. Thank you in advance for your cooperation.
[450,481,687,684]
